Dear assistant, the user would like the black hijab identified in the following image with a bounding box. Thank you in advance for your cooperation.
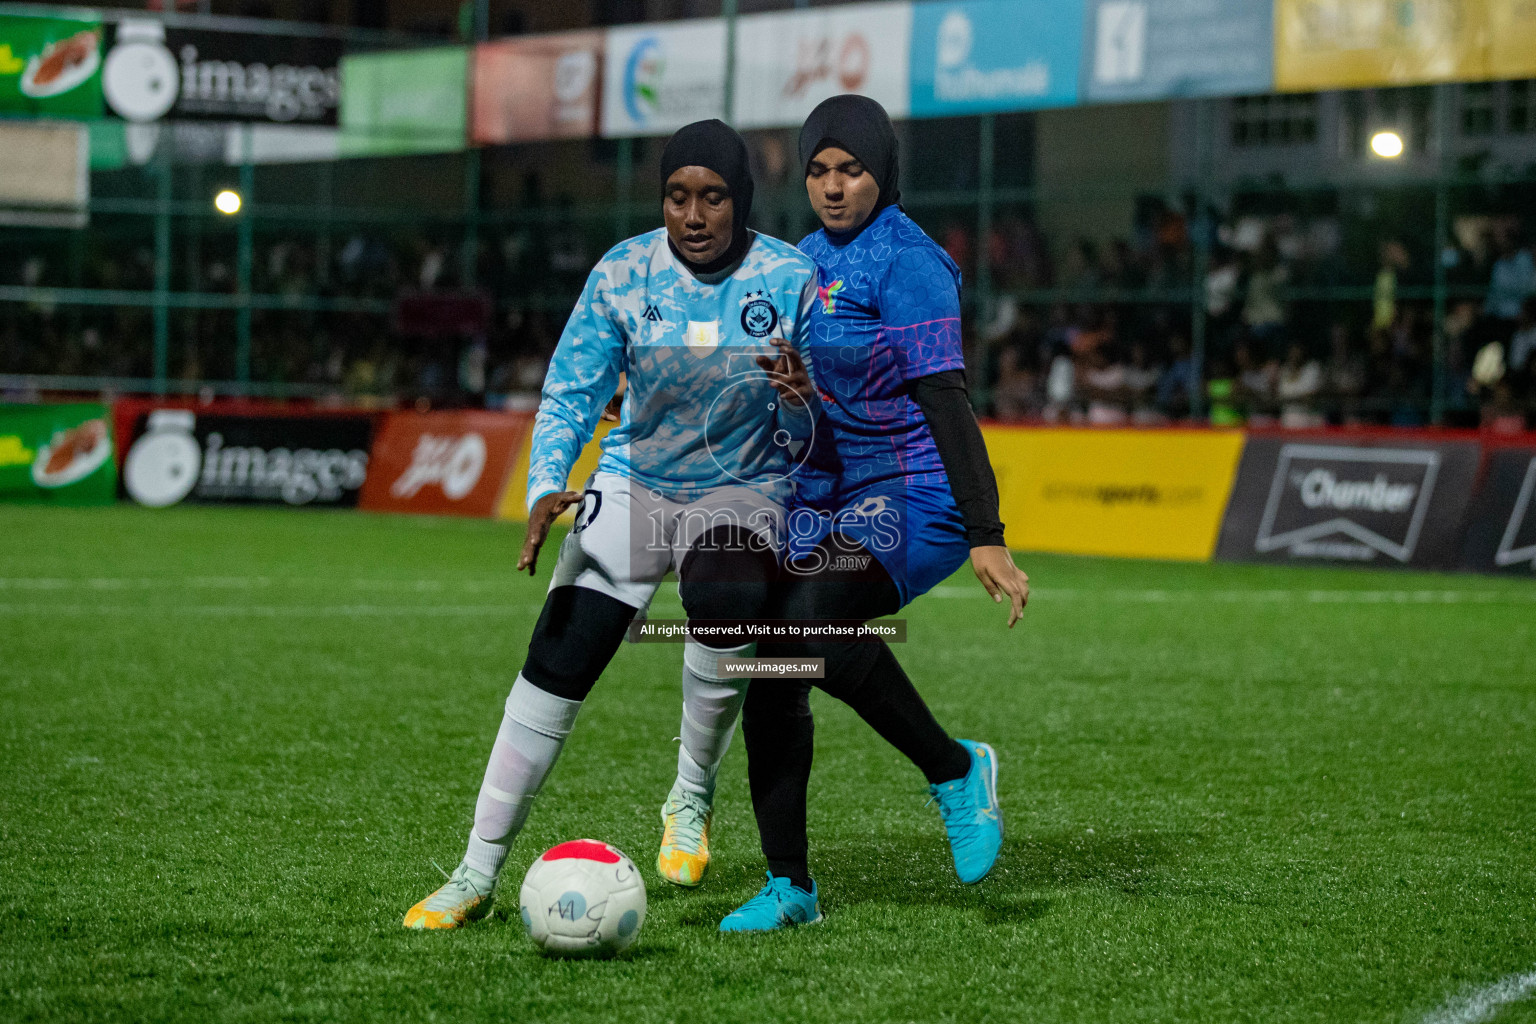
[660,118,755,276]
[799,94,901,236]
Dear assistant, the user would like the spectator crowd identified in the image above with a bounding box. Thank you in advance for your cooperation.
[960,203,1536,431]
[4,195,1536,431]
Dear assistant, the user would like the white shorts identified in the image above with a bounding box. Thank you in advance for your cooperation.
[548,471,786,610]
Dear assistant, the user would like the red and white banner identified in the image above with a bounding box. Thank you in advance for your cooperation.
[359,410,529,518]
[733,3,912,129]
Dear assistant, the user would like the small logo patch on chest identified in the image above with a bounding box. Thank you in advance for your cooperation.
[686,320,719,355]
[818,279,844,314]
[641,304,664,322]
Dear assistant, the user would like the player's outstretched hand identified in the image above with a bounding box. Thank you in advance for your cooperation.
[519,490,582,576]
[756,338,815,409]
[970,545,1030,628]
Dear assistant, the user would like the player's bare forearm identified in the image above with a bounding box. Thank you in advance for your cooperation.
[519,490,581,575]
[970,545,1029,628]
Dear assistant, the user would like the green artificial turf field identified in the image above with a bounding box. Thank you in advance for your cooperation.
[1,504,1533,1023]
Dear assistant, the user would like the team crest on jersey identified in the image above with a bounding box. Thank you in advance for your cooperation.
[739,291,779,338]
[818,279,844,314]
[686,320,719,356]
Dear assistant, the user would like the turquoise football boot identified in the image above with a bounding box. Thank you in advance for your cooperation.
[929,740,1002,883]
[718,874,824,933]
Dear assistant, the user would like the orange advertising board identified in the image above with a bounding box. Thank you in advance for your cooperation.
[360,410,530,518]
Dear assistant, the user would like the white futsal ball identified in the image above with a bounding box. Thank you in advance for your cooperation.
[519,840,647,957]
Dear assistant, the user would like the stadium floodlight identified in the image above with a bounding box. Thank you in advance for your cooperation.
[1370,131,1404,159]
[214,189,243,215]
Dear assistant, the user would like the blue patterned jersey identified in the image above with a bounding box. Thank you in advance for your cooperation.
[795,205,965,506]
[527,229,818,510]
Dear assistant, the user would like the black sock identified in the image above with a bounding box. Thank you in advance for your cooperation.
[767,859,814,893]
[743,682,817,896]
[930,739,974,786]
[829,644,972,785]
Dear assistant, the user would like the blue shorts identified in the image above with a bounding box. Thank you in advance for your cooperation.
[785,478,970,607]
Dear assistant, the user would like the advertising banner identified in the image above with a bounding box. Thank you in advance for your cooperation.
[1083,0,1273,102]
[734,3,912,129]
[360,411,530,518]
[472,31,602,144]
[981,427,1245,561]
[340,46,467,157]
[601,19,726,137]
[910,0,1081,117]
[0,14,103,119]
[119,405,374,509]
[1488,0,1536,79]
[1460,445,1536,575]
[102,18,342,124]
[1215,436,1481,569]
[0,403,115,506]
[0,121,90,227]
[1274,0,1487,91]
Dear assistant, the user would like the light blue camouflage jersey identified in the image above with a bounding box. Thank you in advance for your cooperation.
[527,228,819,510]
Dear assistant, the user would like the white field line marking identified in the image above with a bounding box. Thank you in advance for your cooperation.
[3,578,1532,605]
[0,603,540,617]
[1421,968,1536,1024]
[927,586,1536,604]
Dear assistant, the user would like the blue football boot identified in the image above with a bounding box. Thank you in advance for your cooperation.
[718,874,824,933]
[929,740,1002,883]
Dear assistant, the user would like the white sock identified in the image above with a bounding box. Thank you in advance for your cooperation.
[463,674,582,881]
[675,639,752,802]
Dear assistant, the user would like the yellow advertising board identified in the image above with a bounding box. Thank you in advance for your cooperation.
[981,427,1246,562]
[1275,0,1489,90]
[498,418,616,522]
[1487,0,1536,78]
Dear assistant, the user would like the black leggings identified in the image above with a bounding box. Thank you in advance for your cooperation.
[741,535,970,885]
[522,525,777,701]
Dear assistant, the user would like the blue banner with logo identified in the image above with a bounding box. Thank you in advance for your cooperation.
[1083,0,1272,102]
[910,0,1082,117]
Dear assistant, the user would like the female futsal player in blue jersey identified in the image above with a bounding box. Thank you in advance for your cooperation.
[712,95,1032,932]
